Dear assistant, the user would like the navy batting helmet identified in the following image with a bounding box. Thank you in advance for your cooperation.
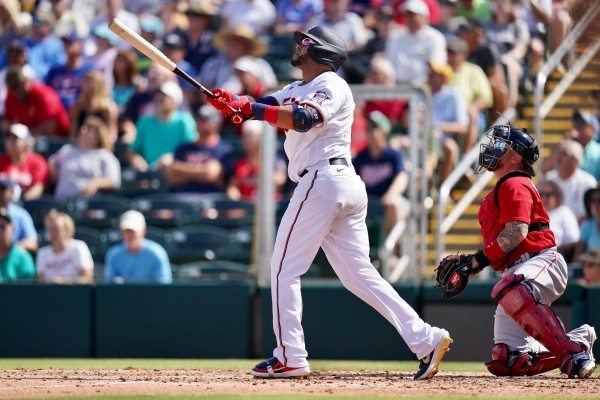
[293,26,348,72]
[477,125,539,176]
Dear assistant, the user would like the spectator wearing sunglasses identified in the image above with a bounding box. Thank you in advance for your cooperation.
[536,179,579,263]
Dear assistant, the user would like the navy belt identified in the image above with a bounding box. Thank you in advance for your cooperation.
[299,158,348,178]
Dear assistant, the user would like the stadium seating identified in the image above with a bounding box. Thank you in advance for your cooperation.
[116,168,170,197]
[199,198,254,228]
[173,260,250,281]
[33,137,70,159]
[130,193,204,227]
[23,196,76,228]
[168,225,235,264]
[72,194,132,229]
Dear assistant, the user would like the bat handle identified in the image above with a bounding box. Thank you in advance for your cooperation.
[173,67,214,98]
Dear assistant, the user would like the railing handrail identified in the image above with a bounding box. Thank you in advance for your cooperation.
[434,3,600,265]
[534,2,600,166]
[435,108,517,259]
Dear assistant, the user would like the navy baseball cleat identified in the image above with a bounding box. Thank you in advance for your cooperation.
[251,357,311,379]
[562,352,596,379]
[414,330,453,380]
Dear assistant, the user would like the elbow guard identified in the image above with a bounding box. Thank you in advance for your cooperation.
[293,104,323,132]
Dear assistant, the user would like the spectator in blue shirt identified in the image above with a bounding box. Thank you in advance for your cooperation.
[45,31,92,111]
[353,111,410,236]
[104,210,172,284]
[0,178,38,253]
[22,10,66,81]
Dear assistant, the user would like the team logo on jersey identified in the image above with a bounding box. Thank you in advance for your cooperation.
[310,91,330,104]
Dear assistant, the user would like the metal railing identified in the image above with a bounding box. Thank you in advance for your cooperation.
[534,1,600,165]
[435,2,600,264]
[253,84,433,286]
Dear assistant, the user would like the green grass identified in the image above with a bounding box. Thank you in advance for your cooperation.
[0,358,488,372]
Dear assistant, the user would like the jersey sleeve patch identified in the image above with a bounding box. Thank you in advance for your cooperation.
[309,91,331,105]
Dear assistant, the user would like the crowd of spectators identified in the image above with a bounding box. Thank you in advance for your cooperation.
[0,0,591,284]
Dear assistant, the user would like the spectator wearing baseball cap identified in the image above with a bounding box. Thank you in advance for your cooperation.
[25,9,67,81]
[166,105,232,194]
[578,248,600,286]
[0,123,49,201]
[162,33,198,97]
[0,177,38,254]
[104,210,172,284]
[182,0,219,74]
[385,0,447,85]
[0,207,36,284]
[427,60,470,183]
[0,41,38,118]
[446,36,493,155]
[457,19,509,117]
[45,30,93,111]
[127,81,197,172]
[353,111,411,237]
[568,110,600,181]
[391,0,441,26]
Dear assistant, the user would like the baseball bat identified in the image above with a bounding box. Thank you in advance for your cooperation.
[108,18,214,98]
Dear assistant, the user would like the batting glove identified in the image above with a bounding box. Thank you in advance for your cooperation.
[206,88,238,111]
[224,99,253,125]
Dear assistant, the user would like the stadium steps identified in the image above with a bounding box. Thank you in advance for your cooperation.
[421,19,600,279]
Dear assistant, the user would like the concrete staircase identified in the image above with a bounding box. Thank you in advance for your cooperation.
[423,15,600,279]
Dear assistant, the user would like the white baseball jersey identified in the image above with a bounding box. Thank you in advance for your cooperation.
[36,239,94,283]
[270,71,353,182]
[266,70,447,369]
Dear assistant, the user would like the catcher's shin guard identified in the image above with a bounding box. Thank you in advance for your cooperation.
[485,343,560,376]
[492,274,587,377]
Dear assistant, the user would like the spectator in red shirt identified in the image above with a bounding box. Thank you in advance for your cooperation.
[2,66,70,137]
[0,123,49,201]
[226,120,288,202]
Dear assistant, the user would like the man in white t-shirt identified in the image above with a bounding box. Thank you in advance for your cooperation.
[384,0,447,84]
[544,139,597,223]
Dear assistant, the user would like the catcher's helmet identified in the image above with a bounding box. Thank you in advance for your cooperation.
[293,26,348,72]
[476,125,539,176]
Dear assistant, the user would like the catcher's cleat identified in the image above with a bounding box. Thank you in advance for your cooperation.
[414,330,453,380]
[562,351,596,379]
[251,357,311,379]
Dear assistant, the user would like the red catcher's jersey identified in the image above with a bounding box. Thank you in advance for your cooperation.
[478,173,556,271]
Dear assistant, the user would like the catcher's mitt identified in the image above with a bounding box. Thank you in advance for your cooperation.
[435,254,473,298]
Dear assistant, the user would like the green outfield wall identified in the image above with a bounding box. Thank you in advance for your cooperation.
[0,281,597,360]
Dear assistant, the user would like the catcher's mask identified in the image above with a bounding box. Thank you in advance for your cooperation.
[476,125,539,176]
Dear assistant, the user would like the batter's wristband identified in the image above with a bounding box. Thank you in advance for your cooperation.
[252,103,279,124]
[473,250,491,268]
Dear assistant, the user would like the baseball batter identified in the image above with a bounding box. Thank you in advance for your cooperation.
[207,26,452,380]
[440,125,596,378]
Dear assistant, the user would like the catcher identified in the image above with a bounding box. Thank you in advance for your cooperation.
[436,124,596,378]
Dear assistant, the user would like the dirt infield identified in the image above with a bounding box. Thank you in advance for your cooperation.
[0,368,599,398]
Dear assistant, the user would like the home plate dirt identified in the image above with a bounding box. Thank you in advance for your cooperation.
[0,369,598,398]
